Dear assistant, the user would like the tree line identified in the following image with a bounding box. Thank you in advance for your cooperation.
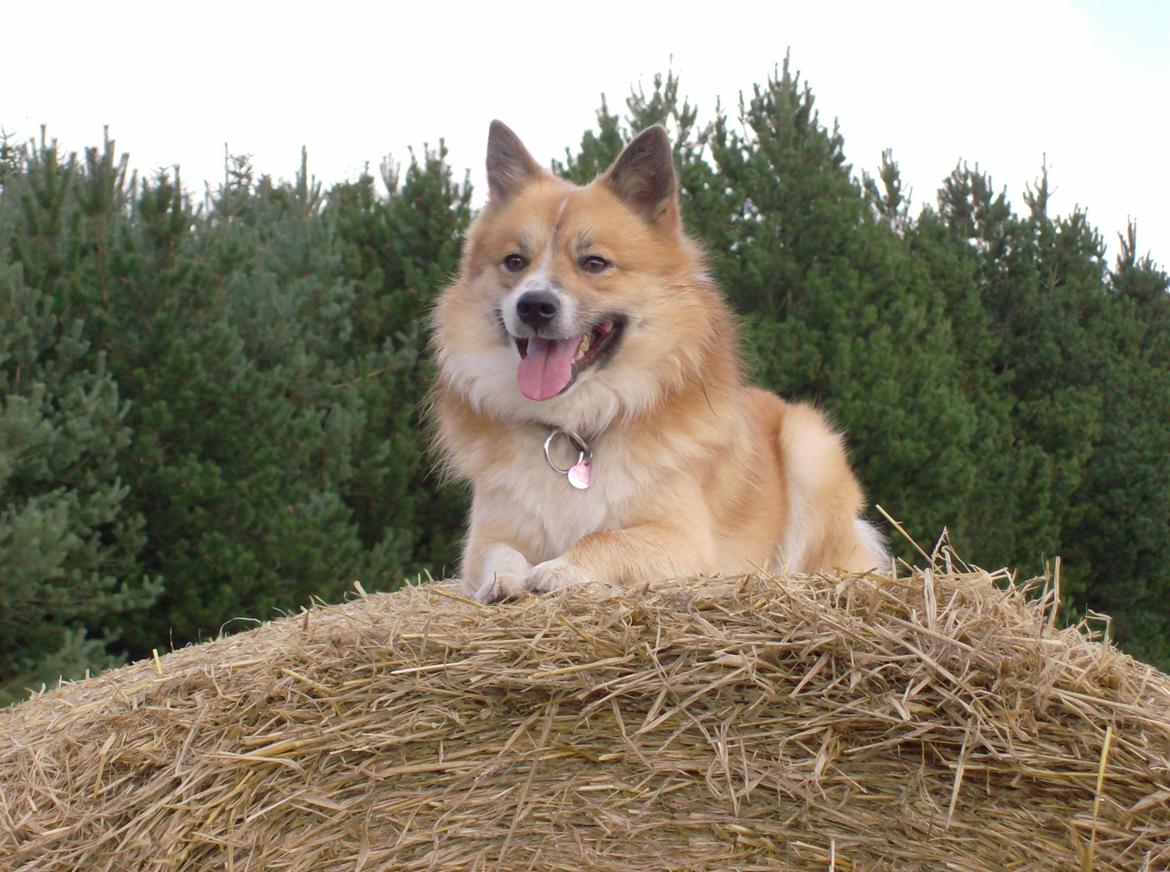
[2,62,1167,703]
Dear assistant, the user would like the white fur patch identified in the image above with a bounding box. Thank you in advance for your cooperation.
[854,519,890,572]
[473,430,651,563]
[471,544,532,601]
[775,416,846,572]
[499,264,583,339]
[527,556,588,592]
[776,487,811,573]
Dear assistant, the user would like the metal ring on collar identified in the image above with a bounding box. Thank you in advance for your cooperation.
[543,428,591,475]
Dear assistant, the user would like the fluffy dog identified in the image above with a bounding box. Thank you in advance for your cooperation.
[432,121,885,602]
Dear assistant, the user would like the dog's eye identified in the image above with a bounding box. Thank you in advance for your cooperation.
[502,253,528,273]
[579,255,611,274]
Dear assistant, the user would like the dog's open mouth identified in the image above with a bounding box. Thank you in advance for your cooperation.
[514,318,624,401]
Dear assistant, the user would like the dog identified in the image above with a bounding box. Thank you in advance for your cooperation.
[431,120,886,602]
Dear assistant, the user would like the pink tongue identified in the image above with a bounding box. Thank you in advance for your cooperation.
[517,336,582,401]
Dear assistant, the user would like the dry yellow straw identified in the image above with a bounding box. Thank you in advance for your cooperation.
[1084,722,1115,872]
[2,568,1168,871]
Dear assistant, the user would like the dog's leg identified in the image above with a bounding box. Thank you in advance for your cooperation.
[527,521,713,593]
[463,541,533,603]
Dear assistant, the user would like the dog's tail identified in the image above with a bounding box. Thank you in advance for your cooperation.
[776,402,888,574]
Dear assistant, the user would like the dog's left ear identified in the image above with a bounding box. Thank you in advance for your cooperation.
[603,125,678,226]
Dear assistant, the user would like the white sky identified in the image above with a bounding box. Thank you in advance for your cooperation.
[6,0,1168,266]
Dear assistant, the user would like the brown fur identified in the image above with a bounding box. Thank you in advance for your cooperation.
[432,122,884,601]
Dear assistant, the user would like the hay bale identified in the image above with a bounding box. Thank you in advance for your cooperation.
[2,568,1168,871]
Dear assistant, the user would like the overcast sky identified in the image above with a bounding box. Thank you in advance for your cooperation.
[6,0,1168,266]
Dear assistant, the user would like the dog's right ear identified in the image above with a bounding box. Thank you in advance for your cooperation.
[486,121,544,203]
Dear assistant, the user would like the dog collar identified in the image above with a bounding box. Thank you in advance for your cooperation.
[543,428,592,490]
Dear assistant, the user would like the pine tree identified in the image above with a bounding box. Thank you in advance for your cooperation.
[1071,227,1170,666]
[931,164,1107,581]
[0,134,158,701]
[553,97,625,185]
[924,160,1170,666]
[558,64,984,556]
[699,61,980,554]
[4,64,1169,690]
[863,150,910,233]
[0,130,478,674]
[329,142,473,580]
[1113,221,1170,356]
[906,205,1034,566]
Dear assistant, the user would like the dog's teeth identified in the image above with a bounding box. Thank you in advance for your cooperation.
[574,333,591,363]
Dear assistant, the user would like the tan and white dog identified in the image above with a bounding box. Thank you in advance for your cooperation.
[431,121,886,602]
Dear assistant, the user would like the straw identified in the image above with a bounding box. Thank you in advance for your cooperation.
[2,567,1168,871]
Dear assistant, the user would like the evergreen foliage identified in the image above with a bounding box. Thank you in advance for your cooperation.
[0,136,159,703]
[2,63,1168,701]
[549,61,1170,668]
[0,134,470,700]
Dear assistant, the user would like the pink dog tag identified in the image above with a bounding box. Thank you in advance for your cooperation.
[544,428,594,491]
[567,458,592,490]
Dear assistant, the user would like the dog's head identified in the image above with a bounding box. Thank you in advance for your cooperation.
[434,121,721,434]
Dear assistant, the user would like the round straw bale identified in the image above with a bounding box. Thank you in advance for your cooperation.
[2,568,1168,871]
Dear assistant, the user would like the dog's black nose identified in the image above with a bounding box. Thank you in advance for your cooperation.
[516,291,559,330]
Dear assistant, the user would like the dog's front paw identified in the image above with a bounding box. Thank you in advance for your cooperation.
[474,571,527,603]
[468,546,532,603]
[526,558,588,594]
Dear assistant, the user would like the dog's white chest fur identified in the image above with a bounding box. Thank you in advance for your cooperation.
[482,433,643,562]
